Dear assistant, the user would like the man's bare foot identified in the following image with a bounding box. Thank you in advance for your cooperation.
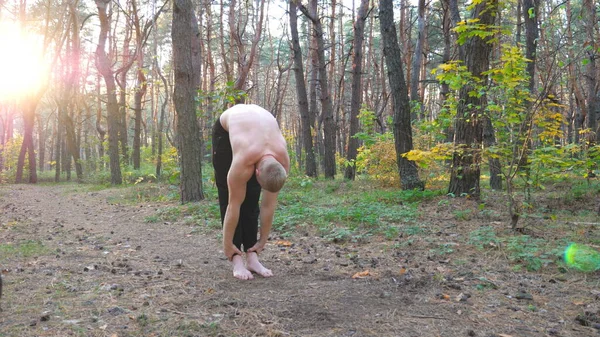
[246,252,273,277]
[232,255,253,280]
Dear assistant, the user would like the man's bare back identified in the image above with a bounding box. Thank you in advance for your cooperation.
[219,104,289,171]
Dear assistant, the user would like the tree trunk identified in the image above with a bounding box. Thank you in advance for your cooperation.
[116,15,132,166]
[54,116,62,182]
[514,0,540,198]
[584,0,599,146]
[132,0,145,170]
[379,0,424,190]
[229,0,265,100]
[95,74,106,169]
[95,0,122,185]
[15,100,38,184]
[484,116,502,190]
[155,57,168,178]
[172,0,204,202]
[410,0,425,111]
[448,0,497,199]
[300,0,336,179]
[64,108,83,181]
[290,0,316,177]
[37,114,46,172]
[344,0,369,180]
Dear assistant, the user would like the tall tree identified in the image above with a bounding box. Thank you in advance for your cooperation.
[379,0,424,190]
[61,1,84,182]
[344,0,369,180]
[290,0,317,177]
[130,0,166,170]
[410,0,426,114]
[95,0,122,185]
[511,0,540,195]
[172,0,204,202]
[15,0,55,184]
[229,0,265,99]
[132,0,146,170]
[115,3,133,166]
[300,0,336,179]
[583,0,599,147]
[448,0,498,198]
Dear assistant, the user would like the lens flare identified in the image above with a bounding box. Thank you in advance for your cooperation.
[564,243,600,272]
[0,22,49,101]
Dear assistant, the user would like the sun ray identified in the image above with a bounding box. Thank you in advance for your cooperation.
[0,22,49,101]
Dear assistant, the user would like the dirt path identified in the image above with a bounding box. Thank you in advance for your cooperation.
[0,184,598,336]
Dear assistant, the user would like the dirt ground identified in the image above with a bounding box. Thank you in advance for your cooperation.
[1,183,600,337]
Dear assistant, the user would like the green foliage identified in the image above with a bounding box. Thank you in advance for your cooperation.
[430,243,456,256]
[340,108,400,186]
[475,277,499,291]
[275,180,421,241]
[143,197,221,231]
[453,15,508,45]
[467,225,568,272]
[403,225,426,236]
[197,81,247,118]
[354,133,398,187]
[352,108,379,147]
[453,209,473,221]
[145,206,181,223]
[0,135,25,183]
[468,226,500,249]
[504,235,565,272]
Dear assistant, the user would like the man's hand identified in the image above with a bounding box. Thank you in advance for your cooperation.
[247,239,267,254]
[224,241,243,261]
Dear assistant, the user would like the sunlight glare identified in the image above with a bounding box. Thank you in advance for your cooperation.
[0,22,48,101]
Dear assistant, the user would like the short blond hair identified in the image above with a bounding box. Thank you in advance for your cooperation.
[258,157,287,192]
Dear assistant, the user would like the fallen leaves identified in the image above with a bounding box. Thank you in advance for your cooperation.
[273,240,293,247]
[351,270,371,279]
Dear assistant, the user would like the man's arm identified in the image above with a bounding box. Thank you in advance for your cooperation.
[248,190,278,254]
[223,162,253,260]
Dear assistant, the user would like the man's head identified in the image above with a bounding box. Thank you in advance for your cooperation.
[256,156,287,192]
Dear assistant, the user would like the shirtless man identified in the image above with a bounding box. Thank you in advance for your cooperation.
[212,104,290,280]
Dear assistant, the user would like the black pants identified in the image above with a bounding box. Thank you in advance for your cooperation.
[212,119,262,252]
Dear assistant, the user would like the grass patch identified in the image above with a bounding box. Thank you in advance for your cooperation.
[0,240,50,259]
[275,180,422,240]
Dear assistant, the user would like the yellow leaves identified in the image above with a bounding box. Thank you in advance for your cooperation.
[403,144,452,169]
[456,18,480,26]
[356,135,399,187]
[436,63,457,72]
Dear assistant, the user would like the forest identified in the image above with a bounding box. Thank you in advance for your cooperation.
[1,0,600,336]
[0,0,598,206]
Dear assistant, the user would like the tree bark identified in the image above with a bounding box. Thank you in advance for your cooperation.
[344,0,369,180]
[172,0,204,202]
[448,0,497,198]
[300,0,336,179]
[290,0,316,177]
[379,0,424,190]
[95,0,122,185]
[15,99,38,184]
[584,0,599,145]
[229,0,265,100]
[410,0,425,110]
[116,8,133,166]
